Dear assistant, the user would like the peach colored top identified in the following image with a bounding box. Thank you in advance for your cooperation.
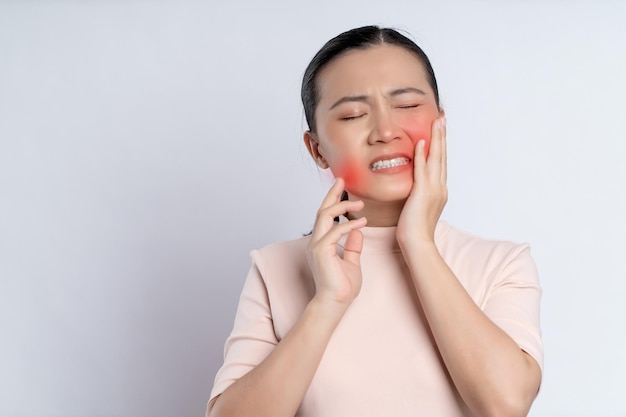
[209,221,543,416]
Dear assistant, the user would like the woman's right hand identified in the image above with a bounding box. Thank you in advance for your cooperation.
[307,178,367,307]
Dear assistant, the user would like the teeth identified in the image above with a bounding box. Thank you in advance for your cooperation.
[370,157,409,171]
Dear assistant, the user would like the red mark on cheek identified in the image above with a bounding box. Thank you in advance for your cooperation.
[404,127,432,159]
[334,158,365,193]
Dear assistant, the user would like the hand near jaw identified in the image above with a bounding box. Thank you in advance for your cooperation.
[397,116,448,249]
[208,179,368,417]
[307,178,367,308]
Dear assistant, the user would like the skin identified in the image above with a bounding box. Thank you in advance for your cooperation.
[305,45,439,226]
[208,44,541,417]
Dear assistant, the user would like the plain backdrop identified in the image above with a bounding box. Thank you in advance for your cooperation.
[1,1,625,416]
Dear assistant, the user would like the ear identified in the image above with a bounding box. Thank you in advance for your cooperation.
[438,107,446,118]
[303,131,329,169]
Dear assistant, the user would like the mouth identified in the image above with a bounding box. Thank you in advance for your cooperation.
[369,156,411,171]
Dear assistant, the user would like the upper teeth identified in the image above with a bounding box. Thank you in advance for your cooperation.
[370,157,409,171]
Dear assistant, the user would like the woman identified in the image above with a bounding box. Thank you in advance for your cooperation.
[207,26,543,417]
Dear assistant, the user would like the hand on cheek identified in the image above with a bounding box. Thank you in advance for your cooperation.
[417,136,431,161]
[403,122,433,160]
[397,116,448,246]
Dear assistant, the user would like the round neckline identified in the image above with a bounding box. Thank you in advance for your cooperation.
[336,215,450,254]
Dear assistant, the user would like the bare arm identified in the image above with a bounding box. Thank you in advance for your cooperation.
[207,298,347,417]
[400,241,541,417]
[208,179,367,417]
[397,116,541,417]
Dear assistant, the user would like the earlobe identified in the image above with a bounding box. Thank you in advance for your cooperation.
[439,107,446,117]
[303,131,329,169]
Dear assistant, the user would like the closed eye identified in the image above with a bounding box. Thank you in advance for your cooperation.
[397,104,420,109]
[340,113,366,121]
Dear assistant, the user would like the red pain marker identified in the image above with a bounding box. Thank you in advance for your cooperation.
[334,158,364,193]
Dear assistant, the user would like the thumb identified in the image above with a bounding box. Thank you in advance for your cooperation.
[343,229,364,266]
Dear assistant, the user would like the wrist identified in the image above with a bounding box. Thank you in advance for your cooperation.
[397,230,436,249]
[309,295,350,323]
[398,236,439,258]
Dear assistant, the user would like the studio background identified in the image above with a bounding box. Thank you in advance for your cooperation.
[1,1,625,416]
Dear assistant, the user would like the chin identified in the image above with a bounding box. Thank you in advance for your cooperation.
[350,180,413,203]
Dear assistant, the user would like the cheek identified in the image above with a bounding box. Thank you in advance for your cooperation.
[400,116,437,158]
[405,124,432,158]
[332,157,366,193]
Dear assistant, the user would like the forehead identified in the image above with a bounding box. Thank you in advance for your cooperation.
[317,44,430,101]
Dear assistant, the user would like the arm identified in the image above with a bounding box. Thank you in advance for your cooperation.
[208,297,347,417]
[400,241,541,417]
[208,179,367,417]
[397,117,541,417]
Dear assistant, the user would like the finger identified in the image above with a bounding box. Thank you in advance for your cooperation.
[315,216,367,250]
[441,117,447,184]
[414,139,427,182]
[312,178,347,240]
[311,199,364,240]
[342,228,364,266]
[428,118,443,181]
[319,178,345,211]
[318,200,364,224]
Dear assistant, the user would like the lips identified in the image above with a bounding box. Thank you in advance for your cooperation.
[369,154,412,171]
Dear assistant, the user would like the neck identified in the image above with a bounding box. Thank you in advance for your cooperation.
[346,196,405,227]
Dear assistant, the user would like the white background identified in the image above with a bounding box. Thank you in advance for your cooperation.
[1,1,625,416]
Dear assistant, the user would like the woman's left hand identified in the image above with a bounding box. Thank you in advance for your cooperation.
[396,116,448,247]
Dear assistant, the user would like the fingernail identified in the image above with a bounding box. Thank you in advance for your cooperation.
[418,140,425,149]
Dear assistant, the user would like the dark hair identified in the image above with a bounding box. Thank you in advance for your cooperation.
[301,25,440,133]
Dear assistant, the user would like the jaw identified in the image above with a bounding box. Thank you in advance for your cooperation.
[345,192,409,227]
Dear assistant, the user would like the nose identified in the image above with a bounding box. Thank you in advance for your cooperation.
[368,107,400,144]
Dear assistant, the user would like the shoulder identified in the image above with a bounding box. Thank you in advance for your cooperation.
[248,235,315,337]
[251,235,311,273]
[439,221,531,261]
[438,222,538,288]
[248,235,315,297]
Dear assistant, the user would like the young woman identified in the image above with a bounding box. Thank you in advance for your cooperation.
[207,26,543,417]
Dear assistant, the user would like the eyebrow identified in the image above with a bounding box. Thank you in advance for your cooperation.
[389,87,427,97]
[328,95,369,111]
[328,87,427,110]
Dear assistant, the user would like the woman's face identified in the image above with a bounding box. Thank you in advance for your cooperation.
[307,44,441,203]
